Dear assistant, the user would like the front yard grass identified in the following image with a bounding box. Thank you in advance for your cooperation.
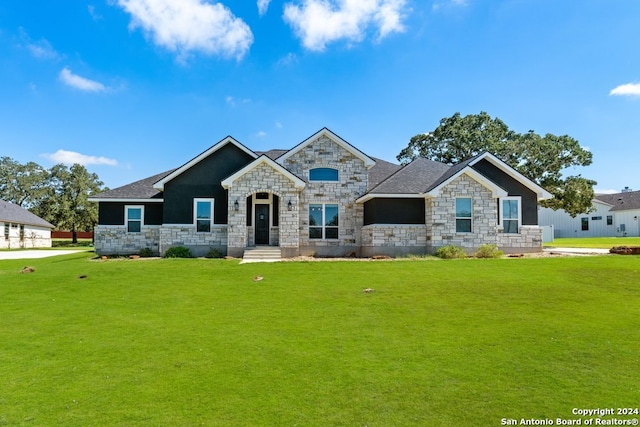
[1,253,638,426]
[546,236,640,248]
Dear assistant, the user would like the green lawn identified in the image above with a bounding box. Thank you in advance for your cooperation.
[546,237,640,248]
[1,253,639,426]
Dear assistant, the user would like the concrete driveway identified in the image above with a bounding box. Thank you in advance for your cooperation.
[0,249,90,260]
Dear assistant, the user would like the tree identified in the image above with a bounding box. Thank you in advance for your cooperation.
[397,112,596,217]
[0,157,50,208]
[45,164,104,243]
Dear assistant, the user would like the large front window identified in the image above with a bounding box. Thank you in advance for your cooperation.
[502,198,521,234]
[455,198,472,233]
[125,206,143,233]
[194,199,214,232]
[309,204,338,239]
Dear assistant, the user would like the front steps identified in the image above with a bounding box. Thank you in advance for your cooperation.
[241,246,282,263]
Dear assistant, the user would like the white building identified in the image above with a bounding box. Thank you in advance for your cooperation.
[539,189,640,238]
[0,199,54,249]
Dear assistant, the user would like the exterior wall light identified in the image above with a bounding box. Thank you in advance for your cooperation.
[288,200,293,211]
[234,200,239,211]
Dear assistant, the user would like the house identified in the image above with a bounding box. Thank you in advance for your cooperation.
[0,199,54,249]
[539,189,640,238]
[89,127,551,258]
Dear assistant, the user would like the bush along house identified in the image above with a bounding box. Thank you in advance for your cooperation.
[89,127,551,258]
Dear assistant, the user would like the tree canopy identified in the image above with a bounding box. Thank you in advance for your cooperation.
[0,158,106,241]
[397,112,596,217]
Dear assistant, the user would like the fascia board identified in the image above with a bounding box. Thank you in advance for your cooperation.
[153,136,258,190]
[277,128,376,168]
[221,156,306,190]
[469,152,553,200]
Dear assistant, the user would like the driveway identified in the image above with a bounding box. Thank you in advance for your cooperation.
[0,250,89,260]
[543,247,611,255]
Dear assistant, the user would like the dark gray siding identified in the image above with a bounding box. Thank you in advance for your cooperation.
[98,202,163,225]
[364,198,425,225]
[471,159,539,225]
[163,143,255,224]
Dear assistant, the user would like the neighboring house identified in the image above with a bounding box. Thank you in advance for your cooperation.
[539,190,640,238]
[89,127,551,257]
[0,199,54,249]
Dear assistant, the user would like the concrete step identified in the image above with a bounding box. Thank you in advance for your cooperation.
[241,247,282,263]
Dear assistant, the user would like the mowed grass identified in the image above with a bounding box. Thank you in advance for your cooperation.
[547,237,640,248]
[1,253,639,426]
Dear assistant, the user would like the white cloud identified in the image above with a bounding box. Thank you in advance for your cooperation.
[610,83,640,97]
[277,52,298,66]
[116,0,253,60]
[88,5,103,20]
[18,28,60,60]
[594,188,621,195]
[256,131,267,137]
[59,67,107,92]
[44,150,118,166]
[283,0,407,51]
[257,0,271,15]
[225,95,251,107]
[432,0,468,11]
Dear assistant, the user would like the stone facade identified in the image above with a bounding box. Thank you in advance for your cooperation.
[226,162,301,257]
[361,224,428,257]
[283,135,368,257]
[427,174,498,253]
[159,225,228,257]
[497,225,543,254]
[94,225,161,255]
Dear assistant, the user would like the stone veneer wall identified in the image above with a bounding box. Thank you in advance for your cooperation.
[283,135,368,257]
[159,225,227,257]
[226,163,301,258]
[361,224,428,257]
[427,174,498,253]
[497,225,543,253]
[94,225,160,255]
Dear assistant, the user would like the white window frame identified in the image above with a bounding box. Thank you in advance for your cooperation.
[500,196,522,234]
[309,203,339,240]
[309,167,339,182]
[194,198,215,233]
[125,205,144,233]
[455,197,472,233]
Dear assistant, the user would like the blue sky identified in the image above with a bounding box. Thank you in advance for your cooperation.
[1,0,639,194]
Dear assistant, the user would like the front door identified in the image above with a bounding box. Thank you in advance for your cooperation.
[255,204,270,245]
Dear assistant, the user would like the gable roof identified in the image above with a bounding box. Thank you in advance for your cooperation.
[357,152,551,203]
[221,155,306,190]
[89,169,174,202]
[153,136,258,190]
[595,190,640,211]
[468,152,552,199]
[0,199,54,229]
[277,127,376,168]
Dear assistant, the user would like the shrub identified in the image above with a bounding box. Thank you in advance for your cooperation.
[164,246,192,258]
[205,248,223,259]
[139,247,154,258]
[475,244,504,259]
[435,245,467,259]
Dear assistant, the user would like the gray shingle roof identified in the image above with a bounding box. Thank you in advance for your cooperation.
[91,169,175,199]
[595,190,640,211]
[367,157,402,191]
[0,199,54,228]
[367,157,452,194]
[256,149,288,160]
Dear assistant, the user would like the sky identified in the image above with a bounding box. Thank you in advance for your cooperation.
[1,0,640,194]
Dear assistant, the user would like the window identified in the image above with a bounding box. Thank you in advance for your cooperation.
[19,224,24,241]
[309,168,339,182]
[194,199,214,232]
[591,216,602,221]
[455,198,472,233]
[3,223,8,239]
[502,198,521,234]
[581,217,589,231]
[309,204,339,239]
[125,206,144,233]
[607,215,613,225]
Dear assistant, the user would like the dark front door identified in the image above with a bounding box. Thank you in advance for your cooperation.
[255,204,270,245]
